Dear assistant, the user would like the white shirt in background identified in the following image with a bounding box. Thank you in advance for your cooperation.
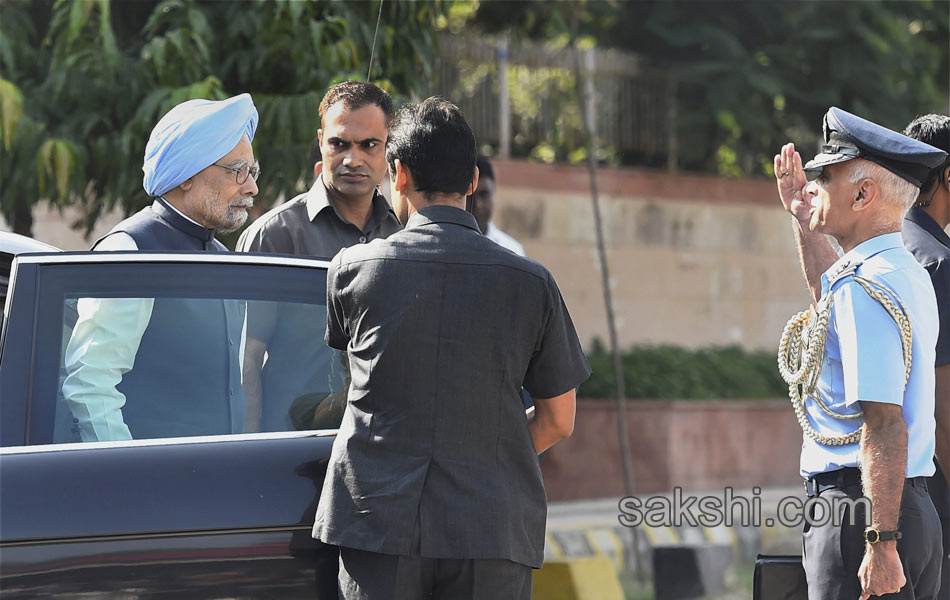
[485,222,526,257]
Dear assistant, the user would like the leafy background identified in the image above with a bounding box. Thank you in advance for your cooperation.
[0,0,444,236]
[470,0,949,175]
[1,0,946,237]
[1,0,945,400]
[581,342,786,400]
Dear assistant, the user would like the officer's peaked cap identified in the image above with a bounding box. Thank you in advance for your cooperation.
[803,107,947,188]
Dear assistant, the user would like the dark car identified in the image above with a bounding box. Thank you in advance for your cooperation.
[0,244,342,598]
[0,232,59,308]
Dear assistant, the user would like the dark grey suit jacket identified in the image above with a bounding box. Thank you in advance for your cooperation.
[312,205,590,568]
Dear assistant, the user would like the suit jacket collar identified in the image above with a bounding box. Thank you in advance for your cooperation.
[405,205,480,232]
[153,197,215,243]
[906,205,950,249]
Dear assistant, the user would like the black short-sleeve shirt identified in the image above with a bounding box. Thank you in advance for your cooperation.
[904,206,950,366]
[313,205,591,568]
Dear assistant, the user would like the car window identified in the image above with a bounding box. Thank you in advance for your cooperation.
[21,258,342,445]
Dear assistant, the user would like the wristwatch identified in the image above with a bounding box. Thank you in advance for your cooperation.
[864,528,902,544]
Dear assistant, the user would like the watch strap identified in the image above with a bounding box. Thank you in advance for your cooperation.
[865,528,902,543]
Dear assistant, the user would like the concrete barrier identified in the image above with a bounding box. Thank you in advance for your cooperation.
[532,556,625,600]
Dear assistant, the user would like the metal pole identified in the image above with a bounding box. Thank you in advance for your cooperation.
[498,35,511,159]
[584,48,596,144]
[569,14,642,583]
[666,73,678,173]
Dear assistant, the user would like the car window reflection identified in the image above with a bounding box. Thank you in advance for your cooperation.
[55,296,341,444]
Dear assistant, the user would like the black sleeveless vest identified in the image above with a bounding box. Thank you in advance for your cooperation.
[93,199,245,438]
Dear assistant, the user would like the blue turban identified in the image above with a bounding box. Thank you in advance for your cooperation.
[142,93,259,197]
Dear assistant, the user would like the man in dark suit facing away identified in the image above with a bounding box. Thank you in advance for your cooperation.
[312,97,591,599]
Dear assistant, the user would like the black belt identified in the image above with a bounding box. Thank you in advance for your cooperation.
[805,467,929,497]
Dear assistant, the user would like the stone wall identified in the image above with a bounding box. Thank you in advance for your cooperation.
[488,159,812,352]
[541,400,803,501]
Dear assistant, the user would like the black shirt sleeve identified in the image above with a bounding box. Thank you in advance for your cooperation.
[522,272,592,399]
[325,253,350,351]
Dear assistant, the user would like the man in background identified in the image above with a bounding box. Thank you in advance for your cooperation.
[903,113,950,597]
[471,155,526,256]
[237,81,401,433]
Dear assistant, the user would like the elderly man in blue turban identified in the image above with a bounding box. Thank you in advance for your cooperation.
[62,94,259,442]
[98,92,260,250]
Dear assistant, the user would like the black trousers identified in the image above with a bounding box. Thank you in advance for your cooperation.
[336,510,531,600]
[337,547,532,600]
[802,475,943,600]
[929,463,949,598]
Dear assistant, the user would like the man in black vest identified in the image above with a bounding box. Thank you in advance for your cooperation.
[62,94,259,441]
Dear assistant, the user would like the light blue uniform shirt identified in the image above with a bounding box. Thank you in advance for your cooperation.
[801,232,938,478]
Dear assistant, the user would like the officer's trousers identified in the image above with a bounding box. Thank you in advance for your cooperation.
[802,476,942,600]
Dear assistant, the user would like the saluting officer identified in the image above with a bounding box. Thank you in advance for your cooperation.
[775,107,946,600]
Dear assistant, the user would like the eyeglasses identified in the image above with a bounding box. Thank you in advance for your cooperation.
[213,161,261,184]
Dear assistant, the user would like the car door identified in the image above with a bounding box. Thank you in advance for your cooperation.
[0,231,59,315]
[0,253,341,599]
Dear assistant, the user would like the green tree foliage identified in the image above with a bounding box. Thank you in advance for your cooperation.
[582,342,786,400]
[0,0,445,237]
[467,0,949,176]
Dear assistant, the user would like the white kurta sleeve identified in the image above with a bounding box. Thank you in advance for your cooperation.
[62,296,155,441]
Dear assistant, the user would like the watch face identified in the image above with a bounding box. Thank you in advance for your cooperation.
[866,529,879,543]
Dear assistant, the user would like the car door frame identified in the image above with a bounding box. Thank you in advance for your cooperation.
[0,252,341,598]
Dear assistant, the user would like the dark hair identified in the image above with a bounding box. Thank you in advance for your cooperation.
[476,155,494,182]
[318,81,395,128]
[385,97,477,198]
[903,114,950,192]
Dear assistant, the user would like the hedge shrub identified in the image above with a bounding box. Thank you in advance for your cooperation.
[580,341,786,400]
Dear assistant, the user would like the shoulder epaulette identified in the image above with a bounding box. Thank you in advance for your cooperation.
[828,260,862,287]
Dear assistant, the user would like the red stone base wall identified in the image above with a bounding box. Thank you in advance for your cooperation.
[541,399,803,501]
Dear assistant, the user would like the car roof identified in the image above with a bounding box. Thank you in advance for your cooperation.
[10,250,332,269]
[0,232,62,256]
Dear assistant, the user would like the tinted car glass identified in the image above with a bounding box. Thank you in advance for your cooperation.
[20,257,340,446]
[55,296,342,443]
